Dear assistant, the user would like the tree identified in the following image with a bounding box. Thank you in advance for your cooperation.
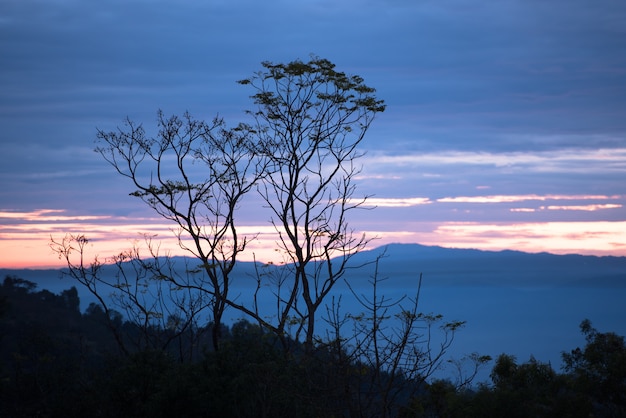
[90,111,265,351]
[562,319,626,416]
[51,234,215,360]
[453,353,584,418]
[52,57,386,357]
[239,56,385,352]
[321,256,476,418]
[60,287,80,313]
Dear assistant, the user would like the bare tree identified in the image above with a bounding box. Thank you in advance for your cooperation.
[51,234,130,355]
[239,56,385,353]
[93,111,265,350]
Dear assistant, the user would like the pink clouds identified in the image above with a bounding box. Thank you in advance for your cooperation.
[0,209,291,268]
[437,194,622,204]
[2,204,626,269]
[362,197,433,207]
[543,204,623,211]
[364,221,626,257]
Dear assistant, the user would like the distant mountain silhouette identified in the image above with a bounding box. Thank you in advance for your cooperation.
[2,243,625,290]
[347,243,626,287]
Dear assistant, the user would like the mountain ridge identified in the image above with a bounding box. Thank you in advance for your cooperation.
[2,242,625,290]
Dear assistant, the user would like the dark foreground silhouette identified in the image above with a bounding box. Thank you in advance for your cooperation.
[1,275,624,417]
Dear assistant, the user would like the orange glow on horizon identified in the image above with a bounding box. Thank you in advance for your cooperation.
[2,220,626,269]
[2,208,626,269]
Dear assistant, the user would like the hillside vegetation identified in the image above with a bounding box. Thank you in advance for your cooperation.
[1,275,625,417]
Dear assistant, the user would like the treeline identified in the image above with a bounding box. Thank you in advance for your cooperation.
[1,275,625,417]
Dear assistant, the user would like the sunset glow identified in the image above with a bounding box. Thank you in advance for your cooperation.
[2,203,625,269]
[1,0,625,270]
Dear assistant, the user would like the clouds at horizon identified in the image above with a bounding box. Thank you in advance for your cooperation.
[3,208,626,269]
[1,0,625,267]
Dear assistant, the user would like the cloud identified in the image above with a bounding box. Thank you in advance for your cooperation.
[362,197,433,207]
[364,148,626,173]
[510,204,623,213]
[0,209,64,220]
[0,209,111,222]
[0,207,301,268]
[437,194,622,204]
[360,220,626,257]
[433,221,626,255]
[544,204,623,212]
[357,148,626,200]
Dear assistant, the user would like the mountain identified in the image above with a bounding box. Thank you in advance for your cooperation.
[2,242,625,295]
[347,243,626,287]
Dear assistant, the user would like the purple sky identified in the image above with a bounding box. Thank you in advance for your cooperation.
[1,0,626,268]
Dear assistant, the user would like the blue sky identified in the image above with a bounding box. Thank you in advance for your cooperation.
[1,0,626,267]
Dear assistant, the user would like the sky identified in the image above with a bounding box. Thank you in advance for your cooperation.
[1,0,626,268]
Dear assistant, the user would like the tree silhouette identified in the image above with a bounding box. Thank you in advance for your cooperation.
[239,56,385,352]
[88,112,265,351]
[563,319,626,416]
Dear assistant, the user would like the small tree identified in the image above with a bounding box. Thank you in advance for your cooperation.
[321,255,475,418]
[51,234,210,360]
[239,56,385,353]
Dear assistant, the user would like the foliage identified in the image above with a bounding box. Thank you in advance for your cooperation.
[401,320,626,418]
[562,319,626,417]
[0,276,451,417]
